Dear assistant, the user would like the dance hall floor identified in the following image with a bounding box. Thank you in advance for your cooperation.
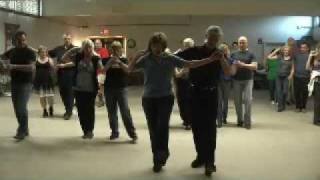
[0,86,319,180]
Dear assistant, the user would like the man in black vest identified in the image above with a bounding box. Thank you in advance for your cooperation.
[49,33,76,120]
[176,26,234,176]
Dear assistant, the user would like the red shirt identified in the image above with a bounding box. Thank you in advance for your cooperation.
[95,48,109,58]
[95,48,109,74]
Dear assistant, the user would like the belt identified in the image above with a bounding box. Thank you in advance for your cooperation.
[190,83,217,91]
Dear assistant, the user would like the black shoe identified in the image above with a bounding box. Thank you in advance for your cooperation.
[14,133,27,140]
[205,164,216,177]
[153,163,163,173]
[42,109,49,118]
[87,132,94,139]
[237,121,243,127]
[110,133,119,140]
[63,112,72,120]
[217,121,222,128]
[49,106,54,117]
[223,120,227,124]
[184,125,191,130]
[82,132,94,139]
[314,122,320,126]
[130,133,138,144]
[277,108,283,112]
[191,158,205,168]
[244,123,251,130]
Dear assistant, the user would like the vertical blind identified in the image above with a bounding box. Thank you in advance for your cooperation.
[0,0,42,16]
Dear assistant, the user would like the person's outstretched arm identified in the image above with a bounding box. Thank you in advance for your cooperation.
[128,50,148,73]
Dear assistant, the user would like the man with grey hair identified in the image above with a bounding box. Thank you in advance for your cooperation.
[231,36,257,129]
[174,37,195,130]
[49,33,77,120]
[176,25,234,176]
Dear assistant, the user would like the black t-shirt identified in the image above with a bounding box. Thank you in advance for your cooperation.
[103,57,129,88]
[176,45,222,87]
[231,50,256,80]
[278,57,293,77]
[4,47,36,83]
[48,44,76,63]
[48,44,77,77]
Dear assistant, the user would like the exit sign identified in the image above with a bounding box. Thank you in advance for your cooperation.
[100,29,110,35]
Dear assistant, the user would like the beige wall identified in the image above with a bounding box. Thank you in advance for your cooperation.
[42,0,320,16]
[65,16,312,61]
[0,11,77,53]
[0,11,313,63]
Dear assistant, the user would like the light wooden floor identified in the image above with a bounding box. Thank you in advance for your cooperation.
[0,86,319,180]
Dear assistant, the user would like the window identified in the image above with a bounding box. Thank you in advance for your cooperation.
[0,0,42,16]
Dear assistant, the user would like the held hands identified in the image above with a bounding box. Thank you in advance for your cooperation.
[98,85,104,95]
[310,50,319,57]
[110,56,122,65]
[56,63,66,69]
[0,63,10,72]
[209,51,224,62]
[234,60,246,67]
[135,50,150,61]
[4,64,17,71]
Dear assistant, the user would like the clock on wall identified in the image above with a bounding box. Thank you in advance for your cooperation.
[127,38,137,48]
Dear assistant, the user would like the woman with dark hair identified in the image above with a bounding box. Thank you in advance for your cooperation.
[63,39,104,139]
[128,32,224,174]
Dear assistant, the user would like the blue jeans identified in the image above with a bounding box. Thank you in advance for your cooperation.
[276,76,289,110]
[233,80,253,125]
[11,83,33,134]
[268,79,276,102]
[104,88,136,137]
[217,79,231,124]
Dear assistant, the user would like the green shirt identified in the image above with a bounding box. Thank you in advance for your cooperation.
[266,58,279,80]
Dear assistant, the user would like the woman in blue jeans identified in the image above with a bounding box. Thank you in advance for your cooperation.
[103,41,137,142]
[268,46,294,112]
[128,32,224,174]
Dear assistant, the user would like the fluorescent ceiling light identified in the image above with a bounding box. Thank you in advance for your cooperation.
[76,14,91,17]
